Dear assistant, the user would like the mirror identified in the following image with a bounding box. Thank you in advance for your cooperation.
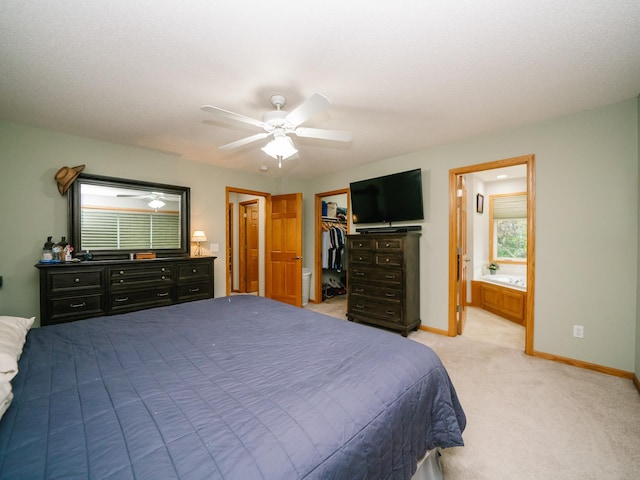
[69,174,190,259]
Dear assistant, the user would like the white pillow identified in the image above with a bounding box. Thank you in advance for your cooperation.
[0,316,35,382]
[0,380,13,420]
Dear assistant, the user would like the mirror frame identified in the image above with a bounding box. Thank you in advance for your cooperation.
[69,173,191,260]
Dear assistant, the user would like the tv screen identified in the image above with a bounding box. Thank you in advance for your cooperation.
[350,169,424,224]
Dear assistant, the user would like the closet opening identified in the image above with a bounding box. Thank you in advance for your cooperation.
[313,189,350,304]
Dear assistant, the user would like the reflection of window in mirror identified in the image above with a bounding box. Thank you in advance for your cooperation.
[489,192,527,263]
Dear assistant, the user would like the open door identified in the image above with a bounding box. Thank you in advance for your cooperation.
[266,193,303,306]
[239,200,260,293]
[456,175,469,334]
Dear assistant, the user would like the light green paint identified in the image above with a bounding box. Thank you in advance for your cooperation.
[1,98,638,373]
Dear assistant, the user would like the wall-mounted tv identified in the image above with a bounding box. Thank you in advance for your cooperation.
[350,168,424,225]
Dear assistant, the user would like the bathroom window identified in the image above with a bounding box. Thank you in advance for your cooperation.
[489,193,527,263]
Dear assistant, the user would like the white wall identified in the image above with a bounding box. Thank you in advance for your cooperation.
[305,99,638,372]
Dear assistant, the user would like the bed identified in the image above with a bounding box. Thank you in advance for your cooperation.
[0,295,465,479]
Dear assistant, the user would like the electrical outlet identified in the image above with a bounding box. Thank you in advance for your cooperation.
[573,325,584,338]
[210,243,219,252]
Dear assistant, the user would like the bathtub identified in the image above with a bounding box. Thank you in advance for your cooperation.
[473,274,527,325]
[481,274,526,291]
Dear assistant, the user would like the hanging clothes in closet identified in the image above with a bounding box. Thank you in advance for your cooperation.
[321,220,346,272]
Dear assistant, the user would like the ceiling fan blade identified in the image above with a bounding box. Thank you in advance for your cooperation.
[201,105,264,128]
[219,132,270,151]
[293,127,352,142]
[285,93,330,127]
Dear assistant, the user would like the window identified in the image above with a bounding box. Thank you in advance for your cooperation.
[489,193,527,263]
[81,207,180,250]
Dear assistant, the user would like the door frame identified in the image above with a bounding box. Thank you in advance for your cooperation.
[448,154,536,354]
[225,187,269,296]
[314,188,351,303]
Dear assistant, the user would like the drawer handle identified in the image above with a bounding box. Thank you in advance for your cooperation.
[355,288,364,293]
[161,275,165,280]
[386,310,396,315]
[355,272,365,276]
[385,243,390,247]
[115,297,129,302]
[385,293,396,298]
[120,279,125,283]
[189,287,200,293]
[358,257,363,261]
[192,269,197,273]
[385,274,395,279]
[157,292,169,297]
[70,302,86,308]
[74,278,80,283]
[161,268,166,272]
[119,270,124,275]
[357,243,363,247]
[385,258,390,262]
[355,304,365,309]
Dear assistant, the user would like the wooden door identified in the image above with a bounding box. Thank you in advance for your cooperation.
[245,202,259,293]
[266,193,303,306]
[456,175,468,334]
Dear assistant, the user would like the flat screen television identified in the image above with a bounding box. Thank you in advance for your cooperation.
[350,168,424,225]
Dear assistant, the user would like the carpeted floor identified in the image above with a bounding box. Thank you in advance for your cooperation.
[305,298,640,479]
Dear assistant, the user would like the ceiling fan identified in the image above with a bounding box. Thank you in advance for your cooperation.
[116,191,169,209]
[201,93,352,167]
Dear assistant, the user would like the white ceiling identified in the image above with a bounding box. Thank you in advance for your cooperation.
[1,1,639,180]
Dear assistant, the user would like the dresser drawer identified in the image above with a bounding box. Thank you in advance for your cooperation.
[350,283,402,303]
[110,265,173,288]
[349,267,403,286]
[349,299,404,324]
[178,262,212,282]
[348,238,374,250]
[374,253,403,267]
[110,287,173,312]
[49,293,105,324]
[349,251,373,265]
[374,238,404,251]
[177,281,212,301]
[49,269,104,294]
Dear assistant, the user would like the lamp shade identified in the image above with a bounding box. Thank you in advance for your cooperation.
[191,230,207,242]
[261,134,298,160]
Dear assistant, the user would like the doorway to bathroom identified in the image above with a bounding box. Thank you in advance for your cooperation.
[448,154,536,354]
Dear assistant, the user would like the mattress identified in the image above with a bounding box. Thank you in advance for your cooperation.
[0,295,465,479]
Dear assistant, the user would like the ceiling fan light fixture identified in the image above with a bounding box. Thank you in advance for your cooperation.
[261,134,298,160]
[148,199,165,209]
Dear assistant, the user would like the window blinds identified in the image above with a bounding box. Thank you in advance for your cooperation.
[81,208,180,250]
[492,194,527,219]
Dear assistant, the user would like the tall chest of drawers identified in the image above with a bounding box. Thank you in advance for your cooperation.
[36,256,215,326]
[346,232,421,336]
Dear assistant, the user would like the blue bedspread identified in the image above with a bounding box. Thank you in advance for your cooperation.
[0,295,465,479]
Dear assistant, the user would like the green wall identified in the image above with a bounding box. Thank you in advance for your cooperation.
[1,97,638,374]
[304,99,638,373]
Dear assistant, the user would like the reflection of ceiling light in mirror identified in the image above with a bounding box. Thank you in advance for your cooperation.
[148,199,165,209]
[497,174,508,179]
[261,134,297,160]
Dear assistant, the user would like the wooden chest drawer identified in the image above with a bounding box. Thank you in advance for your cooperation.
[49,293,105,325]
[350,267,403,286]
[49,269,104,294]
[374,238,404,251]
[374,253,403,267]
[178,262,212,282]
[110,265,173,289]
[110,287,173,312]
[177,281,212,301]
[349,298,404,323]
[349,251,373,265]
[350,283,402,303]
[348,238,374,250]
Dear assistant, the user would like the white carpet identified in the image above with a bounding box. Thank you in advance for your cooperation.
[305,300,640,479]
